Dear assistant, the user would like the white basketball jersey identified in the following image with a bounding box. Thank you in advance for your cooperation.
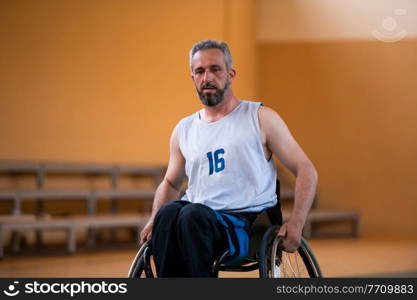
[178,100,277,213]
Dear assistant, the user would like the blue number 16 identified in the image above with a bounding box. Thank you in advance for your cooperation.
[207,148,225,175]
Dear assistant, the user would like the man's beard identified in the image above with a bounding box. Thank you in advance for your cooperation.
[197,81,230,107]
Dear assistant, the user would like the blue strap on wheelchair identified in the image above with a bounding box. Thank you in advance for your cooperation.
[213,210,250,262]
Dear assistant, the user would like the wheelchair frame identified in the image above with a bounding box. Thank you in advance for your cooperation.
[128,180,323,278]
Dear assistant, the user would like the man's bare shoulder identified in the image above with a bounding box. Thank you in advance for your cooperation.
[258,105,285,126]
[171,111,198,144]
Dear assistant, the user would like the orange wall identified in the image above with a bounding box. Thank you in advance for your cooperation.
[260,40,417,236]
[2,0,416,236]
[0,0,257,165]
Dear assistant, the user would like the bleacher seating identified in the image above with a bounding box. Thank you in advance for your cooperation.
[0,160,360,258]
[0,161,164,258]
[279,186,360,238]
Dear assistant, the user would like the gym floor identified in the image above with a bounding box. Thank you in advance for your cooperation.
[1,235,416,278]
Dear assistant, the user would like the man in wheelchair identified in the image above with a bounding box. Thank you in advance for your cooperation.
[138,40,318,277]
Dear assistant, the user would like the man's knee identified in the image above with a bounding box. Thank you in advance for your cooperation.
[156,201,185,219]
[177,203,215,227]
[153,201,188,231]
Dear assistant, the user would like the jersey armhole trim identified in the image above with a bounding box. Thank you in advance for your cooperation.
[256,102,272,162]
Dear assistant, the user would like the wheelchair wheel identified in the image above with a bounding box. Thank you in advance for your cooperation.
[127,240,155,278]
[259,225,323,278]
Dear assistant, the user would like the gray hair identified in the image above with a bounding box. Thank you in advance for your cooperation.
[189,40,233,71]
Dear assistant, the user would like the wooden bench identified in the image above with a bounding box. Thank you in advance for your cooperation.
[0,161,164,214]
[71,213,149,248]
[0,162,40,174]
[0,189,155,216]
[42,162,165,189]
[0,189,154,253]
[0,190,93,216]
[0,215,75,259]
[0,213,149,258]
[0,161,162,256]
[114,165,165,188]
[283,209,360,238]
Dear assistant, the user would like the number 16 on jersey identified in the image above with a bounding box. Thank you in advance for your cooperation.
[207,148,225,175]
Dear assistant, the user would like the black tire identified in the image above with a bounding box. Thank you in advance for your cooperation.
[127,241,150,278]
[258,225,280,278]
[297,238,323,277]
[259,226,323,278]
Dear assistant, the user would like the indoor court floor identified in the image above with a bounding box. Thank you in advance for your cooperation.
[1,235,416,278]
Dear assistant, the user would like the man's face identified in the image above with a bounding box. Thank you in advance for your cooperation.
[191,49,234,107]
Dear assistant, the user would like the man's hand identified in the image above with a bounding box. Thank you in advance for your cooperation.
[277,219,304,253]
[139,220,153,244]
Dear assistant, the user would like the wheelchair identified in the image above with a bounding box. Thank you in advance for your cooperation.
[128,180,323,278]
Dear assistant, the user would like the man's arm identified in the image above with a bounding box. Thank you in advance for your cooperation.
[139,124,186,244]
[259,106,318,252]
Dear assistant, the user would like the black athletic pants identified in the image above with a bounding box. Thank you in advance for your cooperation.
[151,201,229,277]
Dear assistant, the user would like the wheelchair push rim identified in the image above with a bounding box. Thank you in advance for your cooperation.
[259,225,323,278]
